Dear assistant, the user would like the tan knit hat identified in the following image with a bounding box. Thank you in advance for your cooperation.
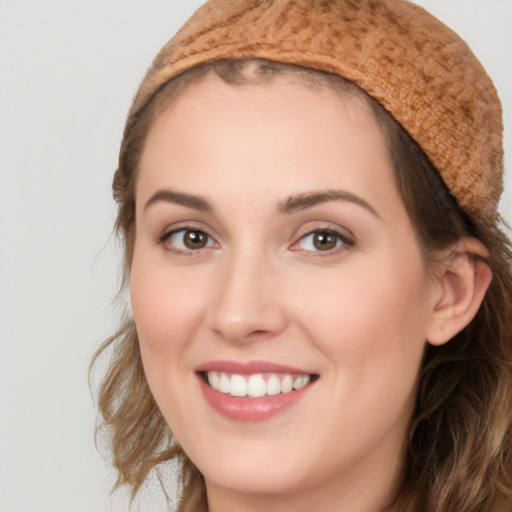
[130,0,503,225]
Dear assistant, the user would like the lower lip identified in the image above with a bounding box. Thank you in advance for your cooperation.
[198,377,313,422]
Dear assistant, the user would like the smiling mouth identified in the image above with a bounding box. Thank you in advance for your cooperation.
[200,371,318,398]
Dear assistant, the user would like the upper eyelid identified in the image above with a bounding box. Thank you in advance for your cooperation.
[292,222,356,251]
[159,221,214,237]
[294,229,353,246]
[156,224,217,246]
[155,221,354,249]
[292,222,354,241]
[158,227,219,256]
[166,225,210,235]
[301,228,350,240]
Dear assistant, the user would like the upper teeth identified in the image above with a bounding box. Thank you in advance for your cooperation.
[207,372,311,398]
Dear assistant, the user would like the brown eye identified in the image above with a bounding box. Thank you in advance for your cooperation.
[165,228,214,251]
[312,231,338,251]
[184,230,208,249]
[295,229,351,253]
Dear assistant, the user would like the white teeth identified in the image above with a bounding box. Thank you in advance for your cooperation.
[219,373,230,393]
[266,375,281,396]
[293,375,310,390]
[281,374,293,393]
[206,371,312,397]
[230,374,248,397]
[207,371,220,389]
[247,374,266,398]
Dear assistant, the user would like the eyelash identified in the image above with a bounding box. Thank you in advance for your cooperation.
[156,226,354,257]
[157,227,217,255]
[291,228,354,256]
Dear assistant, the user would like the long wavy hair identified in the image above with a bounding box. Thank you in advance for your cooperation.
[91,59,512,512]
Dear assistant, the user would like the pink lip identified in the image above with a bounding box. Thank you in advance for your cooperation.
[195,359,313,375]
[195,360,317,423]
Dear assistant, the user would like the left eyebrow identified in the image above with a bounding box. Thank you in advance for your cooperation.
[143,189,213,213]
[276,189,380,218]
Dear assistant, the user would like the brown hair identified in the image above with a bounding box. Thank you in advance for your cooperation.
[91,60,512,512]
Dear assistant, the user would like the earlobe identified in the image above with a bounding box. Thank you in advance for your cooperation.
[426,238,492,346]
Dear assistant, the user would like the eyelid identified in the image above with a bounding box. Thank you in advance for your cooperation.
[156,223,220,254]
[289,224,355,255]
[154,221,354,257]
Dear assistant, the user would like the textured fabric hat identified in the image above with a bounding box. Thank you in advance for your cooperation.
[130,0,503,225]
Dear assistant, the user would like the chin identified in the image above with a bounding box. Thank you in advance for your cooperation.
[202,461,307,496]
[185,435,310,496]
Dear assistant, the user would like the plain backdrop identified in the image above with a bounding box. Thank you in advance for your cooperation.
[0,1,511,511]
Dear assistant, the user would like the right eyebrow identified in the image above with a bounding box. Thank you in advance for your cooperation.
[143,189,213,213]
[276,189,380,219]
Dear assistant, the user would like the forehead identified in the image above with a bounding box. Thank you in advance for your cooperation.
[136,73,402,219]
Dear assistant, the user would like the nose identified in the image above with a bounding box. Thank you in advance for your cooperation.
[206,249,288,343]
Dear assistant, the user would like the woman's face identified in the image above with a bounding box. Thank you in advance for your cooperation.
[131,75,441,508]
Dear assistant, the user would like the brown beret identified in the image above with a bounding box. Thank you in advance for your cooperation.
[131,0,503,225]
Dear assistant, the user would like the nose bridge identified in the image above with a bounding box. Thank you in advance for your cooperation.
[207,241,287,342]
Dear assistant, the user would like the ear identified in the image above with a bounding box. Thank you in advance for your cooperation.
[426,237,492,346]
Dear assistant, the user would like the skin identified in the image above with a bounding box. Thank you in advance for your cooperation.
[130,74,452,512]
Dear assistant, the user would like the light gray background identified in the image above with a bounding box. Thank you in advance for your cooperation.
[0,1,511,511]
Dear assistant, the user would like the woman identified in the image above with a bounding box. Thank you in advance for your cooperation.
[92,1,512,511]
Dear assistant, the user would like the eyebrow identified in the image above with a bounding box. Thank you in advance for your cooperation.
[277,189,380,218]
[143,187,379,218]
[144,189,213,213]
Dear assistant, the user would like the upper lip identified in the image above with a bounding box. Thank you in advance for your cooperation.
[195,360,316,375]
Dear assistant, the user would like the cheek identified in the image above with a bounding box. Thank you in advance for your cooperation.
[129,253,212,435]
[290,252,431,395]
[129,251,208,362]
